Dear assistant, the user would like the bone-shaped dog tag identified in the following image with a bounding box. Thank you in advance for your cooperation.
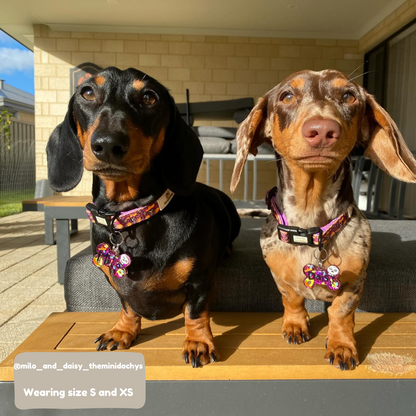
[93,242,131,279]
[303,263,341,290]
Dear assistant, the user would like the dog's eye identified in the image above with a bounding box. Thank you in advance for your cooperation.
[281,92,296,104]
[142,91,158,106]
[343,92,356,104]
[81,87,96,102]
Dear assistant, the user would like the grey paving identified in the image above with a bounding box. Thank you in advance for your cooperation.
[0,211,91,361]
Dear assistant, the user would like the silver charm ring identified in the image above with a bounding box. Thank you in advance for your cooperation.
[313,247,328,262]
[109,230,124,247]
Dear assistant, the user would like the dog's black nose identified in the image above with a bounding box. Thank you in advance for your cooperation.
[90,132,129,163]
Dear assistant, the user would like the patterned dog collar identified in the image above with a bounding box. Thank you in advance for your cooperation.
[86,189,175,230]
[265,186,349,248]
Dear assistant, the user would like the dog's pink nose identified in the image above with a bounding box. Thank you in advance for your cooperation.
[301,118,342,148]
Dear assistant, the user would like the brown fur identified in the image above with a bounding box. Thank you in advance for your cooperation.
[100,265,118,291]
[182,308,218,366]
[231,69,416,370]
[331,78,348,88]
[290,78,305,89]
[143,258,195,291]
[103,177,141,202]
[99,125,166,202]
[96,304,142,350]
[95,76,106,86]
[133,80,144,90]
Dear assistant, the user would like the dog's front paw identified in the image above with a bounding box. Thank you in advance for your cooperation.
[282,318,311,345]
[182,340,219,368]
[324,339,359,370]
[94,330,138,351]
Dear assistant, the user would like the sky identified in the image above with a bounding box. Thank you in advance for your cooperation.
[0,30,34,95]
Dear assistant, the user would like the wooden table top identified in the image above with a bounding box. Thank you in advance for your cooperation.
[22,195,92,207]
[1,312,416,382]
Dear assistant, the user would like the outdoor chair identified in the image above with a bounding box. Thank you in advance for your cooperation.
[352,152,416,220]
[65,217,416,314]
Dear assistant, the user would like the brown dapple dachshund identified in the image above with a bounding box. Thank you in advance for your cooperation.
[46,67,241,368]
[231,69,416,370]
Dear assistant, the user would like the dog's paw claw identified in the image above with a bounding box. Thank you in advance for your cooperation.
[325,343,359,371]
[94,331,136,351]
[182,340,219,368]
[282,322,311,345]
[94,334,104,344]
[110,342,119,351]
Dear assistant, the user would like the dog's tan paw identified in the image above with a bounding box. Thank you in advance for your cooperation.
[94,330,138,351]
[182,340,219,368]
[282,318,311,345]
[324,339,359,370]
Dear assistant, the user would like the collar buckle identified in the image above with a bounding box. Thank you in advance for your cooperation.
[86,203,117,228]
[277,225,322,248]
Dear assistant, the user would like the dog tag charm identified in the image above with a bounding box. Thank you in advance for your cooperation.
[93,242,131,279]
[111,252,132,278]
[303,263,341,290]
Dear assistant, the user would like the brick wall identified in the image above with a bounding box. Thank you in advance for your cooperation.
[359,0,416,52]
[34,24,363,199]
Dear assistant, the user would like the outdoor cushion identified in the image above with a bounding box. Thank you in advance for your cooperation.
[230,139,275,155]
[199,137,231,154]
[176,98,254,125]
[64,218,416,313]
[192,126,237,139]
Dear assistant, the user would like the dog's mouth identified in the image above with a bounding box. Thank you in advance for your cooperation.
[90,165,131,180]
[294,154,338,164]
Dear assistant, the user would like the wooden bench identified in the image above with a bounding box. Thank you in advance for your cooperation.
[1,312,415,415]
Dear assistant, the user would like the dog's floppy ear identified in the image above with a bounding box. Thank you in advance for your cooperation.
[362,93,416,183]
[46,97,84,192]
[160,101,203,195]
[230,93,269,193]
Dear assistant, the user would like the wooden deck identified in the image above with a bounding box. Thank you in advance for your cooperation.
[1,210,416,383]
[2,311,416,381]
[0,211,91,362]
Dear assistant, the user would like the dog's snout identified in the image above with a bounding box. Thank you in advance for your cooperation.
[91,132,129,163]
[301,118,342,148]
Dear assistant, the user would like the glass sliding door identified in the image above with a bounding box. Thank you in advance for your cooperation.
[364,21,416,218]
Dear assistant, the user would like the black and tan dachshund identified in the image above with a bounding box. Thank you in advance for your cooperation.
[47,67,241,367]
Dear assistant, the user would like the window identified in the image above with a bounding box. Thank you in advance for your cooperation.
[364,20,416,218]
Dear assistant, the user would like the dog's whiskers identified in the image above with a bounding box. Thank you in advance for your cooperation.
[347,61,368,80]
[141,63,158,81]
[349,71,374,82]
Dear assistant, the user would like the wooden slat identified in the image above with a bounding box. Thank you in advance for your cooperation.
[42,196,92,207]
[22,195,92,207]
[2,312,416,382]
[22,195,60,206]
[69,321,416,336]
[58,333,416,350]
[35,311,416,324]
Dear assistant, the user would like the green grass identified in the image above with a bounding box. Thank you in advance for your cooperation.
[0,189,34,218]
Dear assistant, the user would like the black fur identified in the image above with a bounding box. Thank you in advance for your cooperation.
[160,100,204,196]
[47,66,241,323]
[46,97,83,192]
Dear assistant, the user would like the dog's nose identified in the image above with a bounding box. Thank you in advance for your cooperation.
[301,118,342,148]
[90,132,129,163]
